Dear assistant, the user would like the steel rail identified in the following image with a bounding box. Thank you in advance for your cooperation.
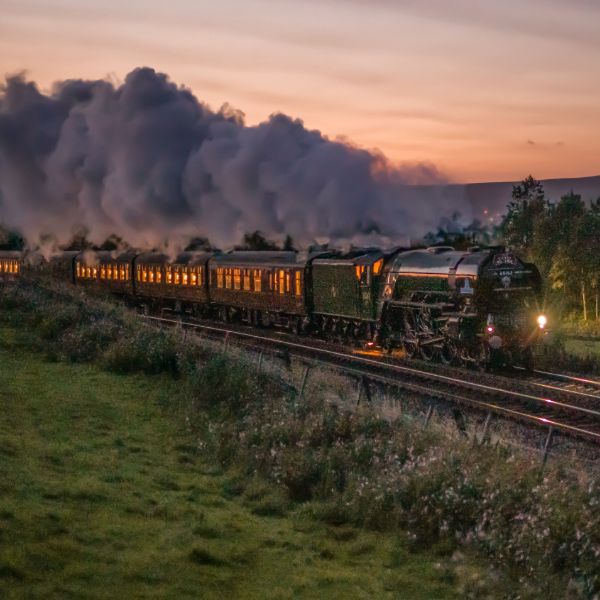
[142,314,600,442]
[523,367,600,389]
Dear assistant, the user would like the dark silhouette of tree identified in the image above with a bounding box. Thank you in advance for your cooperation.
[502,175,547,254]
[237,231,280,251]
[184,237,212,251]
[0,224,24,250]
[283,234,296,251]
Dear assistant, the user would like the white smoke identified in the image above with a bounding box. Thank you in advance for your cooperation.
[0,67,470,251]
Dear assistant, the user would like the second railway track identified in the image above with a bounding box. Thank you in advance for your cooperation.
[142,313,600,450]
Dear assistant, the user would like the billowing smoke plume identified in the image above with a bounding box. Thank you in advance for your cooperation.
[0,67,469,252]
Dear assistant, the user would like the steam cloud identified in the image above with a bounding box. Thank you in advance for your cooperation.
[0,67,469,252]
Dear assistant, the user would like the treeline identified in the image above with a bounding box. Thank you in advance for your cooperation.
[502,175,600,321]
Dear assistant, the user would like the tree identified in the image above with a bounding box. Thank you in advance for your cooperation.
[237,231,280,251]
[0,224,24,250]
[546,192,591,319]
[501,175,547,255]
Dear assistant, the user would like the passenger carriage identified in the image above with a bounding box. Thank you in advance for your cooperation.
[133,252,215,313]
[208,252,308,330]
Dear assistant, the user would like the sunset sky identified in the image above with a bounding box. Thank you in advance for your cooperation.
[1,0,599,183]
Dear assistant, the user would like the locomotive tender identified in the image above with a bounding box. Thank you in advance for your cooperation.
[0,244,546,368]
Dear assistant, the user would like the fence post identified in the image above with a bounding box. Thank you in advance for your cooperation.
[298,365,311,399]
[479,411,493,445]
[223,331,230,351]
[257,351,263,373]
[542,427,554,468]
[424,404,434,427]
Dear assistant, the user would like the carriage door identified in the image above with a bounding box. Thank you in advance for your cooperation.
[355,264,372,318]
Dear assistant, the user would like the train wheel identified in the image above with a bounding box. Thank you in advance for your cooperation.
[419,342,435,362]
[473,343,490,371]
[440,341,457,365]
[403,338,419,359]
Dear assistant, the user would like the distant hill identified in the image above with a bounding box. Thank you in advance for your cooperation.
[461,175,600,226]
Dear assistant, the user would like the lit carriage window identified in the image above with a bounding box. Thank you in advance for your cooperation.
[355,265,364,280]
[126,265,130,279]
[156,268,162,283]
[136,266,141,281]
[278,270,286,294]
[217,267,224,288]
[243,269,251,291]
[92,267,98,278]
[113,264,119,280]
[295,271,302,296]
[166,267,172,284]
[76,263,81,278]
[142,267,148,282]
[174,268,181,285]
[373,259,383,275]
[148,267,154,283]
[286,271,290,293]
[225,269,232,289]
[120,266,125,280]
[254,270,262,292]
[233,268,241,290]
[16,262,20,273]
[190,268,197,286]
[182,268,189,286]
[100,266,106,279]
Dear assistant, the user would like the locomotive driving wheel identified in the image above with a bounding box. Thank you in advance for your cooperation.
[419,340,436,362]
[403,337,419,358]
[440,340,458,365]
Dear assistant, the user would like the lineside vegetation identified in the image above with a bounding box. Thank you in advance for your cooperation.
[1,280,600,598]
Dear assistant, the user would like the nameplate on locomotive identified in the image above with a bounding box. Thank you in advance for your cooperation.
[492,253,520,267]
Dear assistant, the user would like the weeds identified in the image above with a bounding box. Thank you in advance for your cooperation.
[3,279,600,596]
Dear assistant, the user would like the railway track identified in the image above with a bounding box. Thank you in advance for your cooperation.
[141,314,600,451]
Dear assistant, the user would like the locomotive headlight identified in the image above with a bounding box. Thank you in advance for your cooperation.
[537,314,547,329]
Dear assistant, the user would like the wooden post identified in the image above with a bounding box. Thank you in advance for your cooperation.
[542,427,554,468]
[424,405,434,427]
[479,411,493,445]
[257,351,263,373]
[355,379,363,406]
[298,365,311,399]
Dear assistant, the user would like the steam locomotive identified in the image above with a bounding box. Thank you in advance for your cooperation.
[0,245,547,369]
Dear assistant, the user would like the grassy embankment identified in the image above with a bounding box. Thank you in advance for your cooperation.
[2,279,600,599]
[0,293,465,598]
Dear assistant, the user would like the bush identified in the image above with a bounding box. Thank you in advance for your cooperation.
[183,358,600,596]
[102,328,180,375]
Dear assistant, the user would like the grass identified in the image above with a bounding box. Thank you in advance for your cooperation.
[0,325,471,599]
[564,337,600,360]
